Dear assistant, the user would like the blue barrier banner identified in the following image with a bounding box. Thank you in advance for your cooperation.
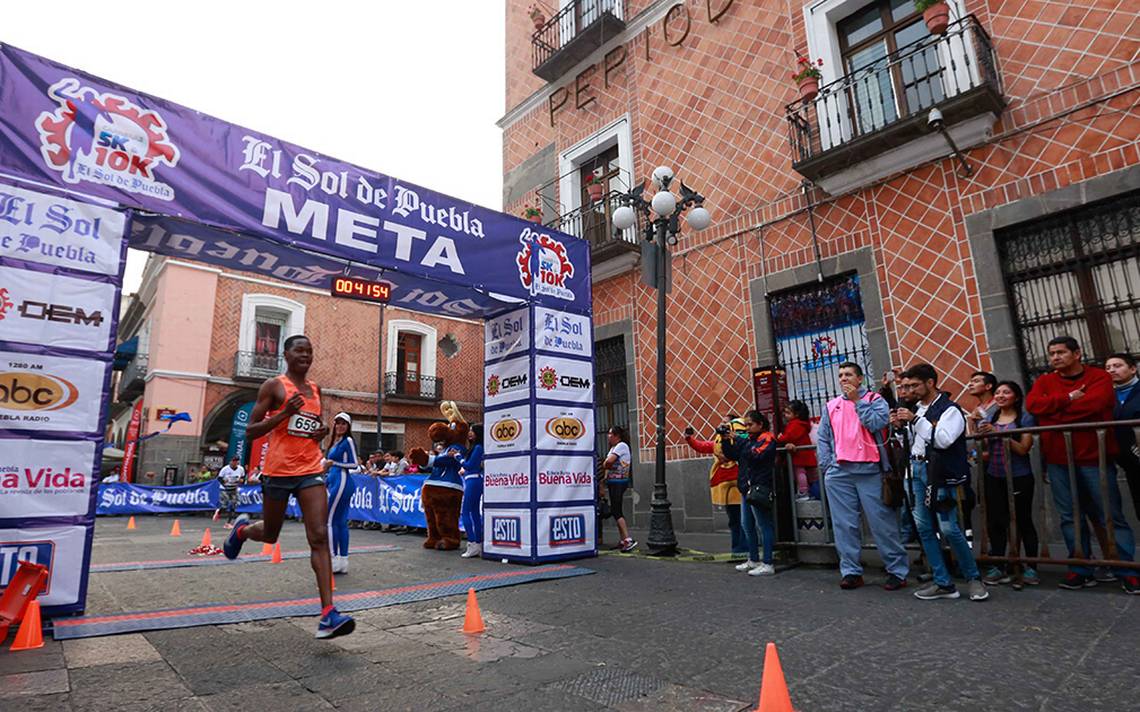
[97,481,218,515]
[98,474,433,528]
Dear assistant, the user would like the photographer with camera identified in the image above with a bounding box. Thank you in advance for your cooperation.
[684,416,748,559]
[893,364,988,602]
[719,411,779,576]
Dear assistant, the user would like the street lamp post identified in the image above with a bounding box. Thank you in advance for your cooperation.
[612,167,711,556]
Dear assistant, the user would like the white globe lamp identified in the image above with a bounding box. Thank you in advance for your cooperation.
[651,190,677,217]
[686,206,711,231]
[611,205,636,231]
[651,165,674,189]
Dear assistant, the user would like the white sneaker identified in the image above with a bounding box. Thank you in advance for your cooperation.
[735,560,759,571]
[331,556,348,574]
[749,562,776,576]
[461,542,483,559]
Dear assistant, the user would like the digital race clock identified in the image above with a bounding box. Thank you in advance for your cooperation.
[330,276,392,303]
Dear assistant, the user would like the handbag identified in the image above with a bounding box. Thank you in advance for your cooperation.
[745,479,774,510]
[876,431,906,508]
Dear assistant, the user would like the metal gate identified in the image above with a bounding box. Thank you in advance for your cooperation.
[593,336,628,460]
[997,191,1140,378]
[769,273,872,419]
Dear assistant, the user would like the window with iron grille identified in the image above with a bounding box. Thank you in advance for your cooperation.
[593,336,628,460]
[769,274,872,419]
[997,191,1140,379]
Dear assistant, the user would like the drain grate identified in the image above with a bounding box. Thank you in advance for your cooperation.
[551,667,665,707]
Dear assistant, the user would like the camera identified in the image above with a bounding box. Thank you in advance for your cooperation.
[714,424,731,437]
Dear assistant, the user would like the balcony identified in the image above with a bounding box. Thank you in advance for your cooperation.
[786,15,1004,195]
[234,351,284,381]
[383,372,443,402]
[532,0,626,81]
[117,353,148,400]
[548,190,639,276]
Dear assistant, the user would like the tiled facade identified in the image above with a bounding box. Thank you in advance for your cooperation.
[111,257,484,483]
[503,0,1140,529]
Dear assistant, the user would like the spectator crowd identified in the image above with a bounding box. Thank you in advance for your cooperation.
[674,334,1140,598]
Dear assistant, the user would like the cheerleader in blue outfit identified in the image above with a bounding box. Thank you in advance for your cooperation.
[324,412,359,574]
[459,423,485,558]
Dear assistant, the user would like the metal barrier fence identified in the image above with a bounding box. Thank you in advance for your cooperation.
[773,419,1140,579]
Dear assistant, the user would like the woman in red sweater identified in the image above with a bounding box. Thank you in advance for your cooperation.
[779,400,819,500]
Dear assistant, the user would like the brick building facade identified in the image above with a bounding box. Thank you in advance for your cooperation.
[110,256,483,484]
[502,0,1140,531]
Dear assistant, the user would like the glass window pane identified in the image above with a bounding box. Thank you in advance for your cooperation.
[847,41,896,132]
[890,0,916,22]
[895,23,945,114]
[839,3,883,47]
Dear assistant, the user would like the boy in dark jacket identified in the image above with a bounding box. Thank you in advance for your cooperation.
[721,410,778,576]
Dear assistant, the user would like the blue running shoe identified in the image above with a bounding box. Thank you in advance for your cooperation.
[223,514,250,560]
[316,608,355,639]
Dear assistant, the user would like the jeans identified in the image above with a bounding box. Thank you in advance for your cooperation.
[825,466,909,578]
[741,499,775,564]
[461,476,484,544]
[725,503,747,555]
[910,461,979,587]
[1046,464,1137,577]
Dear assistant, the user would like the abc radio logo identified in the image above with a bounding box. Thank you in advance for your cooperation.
[0,372,79,411]
[545,415,585,441]
[491,417,523,443]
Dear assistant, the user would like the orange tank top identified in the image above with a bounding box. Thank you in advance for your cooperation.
[262,375,324,477]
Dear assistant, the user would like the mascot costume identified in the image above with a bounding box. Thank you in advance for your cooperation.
[409,401,468,551]
[684,418,748,557]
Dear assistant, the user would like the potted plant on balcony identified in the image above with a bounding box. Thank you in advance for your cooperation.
[584,171,604,202]
[915,0,951,35]
[528,4,546,30]
[792,56,824,103]
[523,205,543,223]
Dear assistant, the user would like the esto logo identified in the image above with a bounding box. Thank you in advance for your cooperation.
[491,417,523,443]
[0,372,80,411]
[550,514,586,547]
[545,416,585,440]
[36,77,181,200]
[0,541,54,590]
[491,516,522,548]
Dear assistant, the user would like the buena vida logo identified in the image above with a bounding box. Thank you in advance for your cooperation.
[36,78,181,200]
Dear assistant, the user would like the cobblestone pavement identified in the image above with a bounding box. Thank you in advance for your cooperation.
[2,517,1136,711]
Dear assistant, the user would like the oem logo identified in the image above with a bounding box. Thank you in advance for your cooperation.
[490,417,523,443]
[545,416,585,441]
[36,77,181,200]
[0,372,80,411]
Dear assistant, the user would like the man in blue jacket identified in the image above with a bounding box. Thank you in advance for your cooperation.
[1107,353,1140,521]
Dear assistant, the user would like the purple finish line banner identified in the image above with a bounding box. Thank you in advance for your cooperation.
[0,45,591,316]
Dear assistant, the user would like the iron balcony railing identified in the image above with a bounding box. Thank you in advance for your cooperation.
[117,353,149,399]
[786,15,1003,172]
[234,351,284,380]
[532,0,626,81]
[383,372,443,401]
[546,189,637,252]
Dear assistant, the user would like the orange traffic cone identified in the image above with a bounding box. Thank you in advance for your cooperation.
[170,519,181,537]
[756,642,794,712]
[462,588,485,634]
[330,573,336,592]
[270,542,283,564]
[200,529,212,548]
[127,516,136,530]
[9,600,44,651]
[261,542,273,556]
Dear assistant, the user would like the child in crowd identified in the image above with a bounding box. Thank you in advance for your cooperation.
[779,400,819,500]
